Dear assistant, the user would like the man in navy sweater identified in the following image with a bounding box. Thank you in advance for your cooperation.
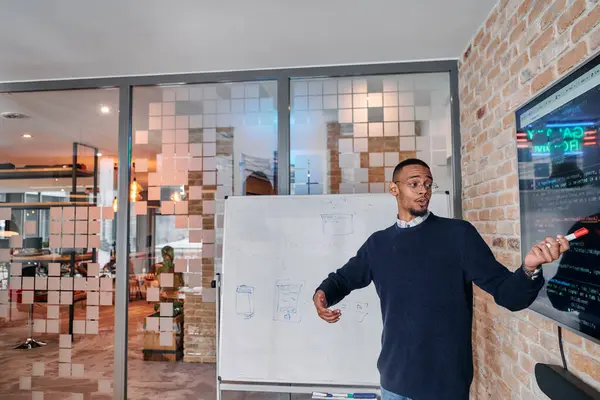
[313,158,569,400]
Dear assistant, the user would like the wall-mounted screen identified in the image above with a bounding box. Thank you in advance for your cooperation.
[516,53,600,344]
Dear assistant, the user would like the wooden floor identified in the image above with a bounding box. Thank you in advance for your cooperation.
[0,300,312,399]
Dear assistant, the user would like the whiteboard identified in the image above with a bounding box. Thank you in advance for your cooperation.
[219,192,450,387]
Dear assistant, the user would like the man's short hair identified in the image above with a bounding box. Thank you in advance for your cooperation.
[392,158,431,181]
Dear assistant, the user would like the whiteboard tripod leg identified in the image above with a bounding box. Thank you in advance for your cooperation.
[214,273,222,400]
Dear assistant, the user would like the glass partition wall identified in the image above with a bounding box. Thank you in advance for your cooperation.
[0,62,459,400]
[0,89,119,399]
[290,73,454,203]
[126,82,278,398]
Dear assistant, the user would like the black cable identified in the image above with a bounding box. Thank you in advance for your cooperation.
[558,326,568,371]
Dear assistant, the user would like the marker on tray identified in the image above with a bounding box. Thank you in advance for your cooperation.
[546,227,589,248]
[312,392,377,399]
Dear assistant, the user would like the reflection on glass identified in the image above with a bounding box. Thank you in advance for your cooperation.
[516,68,600,341]
[290,73,453,197]
[129,82,278,382]
[0,89,118,397]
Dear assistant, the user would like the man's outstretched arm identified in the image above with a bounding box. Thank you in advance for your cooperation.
[314,240,372,322]
[460,221,567,311]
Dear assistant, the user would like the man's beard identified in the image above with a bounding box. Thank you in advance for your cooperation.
[409,208,428,217]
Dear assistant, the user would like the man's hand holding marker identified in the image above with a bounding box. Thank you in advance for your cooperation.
[524,227,588,271]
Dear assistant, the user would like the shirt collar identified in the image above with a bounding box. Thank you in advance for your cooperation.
[396,211,430,228]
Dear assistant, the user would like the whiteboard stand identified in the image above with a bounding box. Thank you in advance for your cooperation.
[214,272,379,399]
[215,272,222,400]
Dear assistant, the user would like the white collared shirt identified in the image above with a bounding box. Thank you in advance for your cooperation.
[396,211,430,228]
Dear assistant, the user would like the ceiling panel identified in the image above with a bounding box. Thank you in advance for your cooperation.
[0,0,497,82]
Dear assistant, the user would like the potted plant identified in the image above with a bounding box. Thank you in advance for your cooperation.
[154,245,185,298]
[142,245,185,361]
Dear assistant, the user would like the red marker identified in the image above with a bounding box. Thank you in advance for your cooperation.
[546,227,589,247]
[565,227,589,241]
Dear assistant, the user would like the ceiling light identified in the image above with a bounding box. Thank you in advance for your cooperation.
[170,191,182,202]
[0,231,19,238]
[22,133,32,139]
[100,105,111,114]
[97,152,103,157]
[130,178,143,202]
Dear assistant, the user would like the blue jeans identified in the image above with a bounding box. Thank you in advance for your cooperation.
[381,387,411,400]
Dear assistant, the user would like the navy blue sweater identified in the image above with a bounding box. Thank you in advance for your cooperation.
[317,214,544,400]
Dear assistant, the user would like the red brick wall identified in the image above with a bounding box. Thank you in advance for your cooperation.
[183,127,232,363]
[183,293,216,363]
[326,122,416,194]
[459,0,600,398]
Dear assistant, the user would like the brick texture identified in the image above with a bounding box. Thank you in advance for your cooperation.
[325,123,416,193]
[327,123,342,193]
[183,293,217,363]
[184,127,233,362]
[459,1,600,398]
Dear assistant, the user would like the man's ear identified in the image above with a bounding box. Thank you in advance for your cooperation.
[389,181,399,197]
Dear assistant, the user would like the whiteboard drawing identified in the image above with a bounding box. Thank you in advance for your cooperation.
[219,194,395,386]
[355,302,369,323]
[274,279,303,322]
[336,302,369,323]
[325,197,348,209]
[236,285,255,319]
[338,302,349,313]
[321,213,354,235]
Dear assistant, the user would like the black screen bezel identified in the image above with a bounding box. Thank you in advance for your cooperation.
[515,51,600,345]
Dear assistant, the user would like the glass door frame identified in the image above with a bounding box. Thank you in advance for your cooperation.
[0,59,461,399]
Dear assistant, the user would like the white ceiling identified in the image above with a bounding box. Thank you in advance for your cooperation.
[0,89,121,164]
[0,0,497,82]
[0,0,497,193]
